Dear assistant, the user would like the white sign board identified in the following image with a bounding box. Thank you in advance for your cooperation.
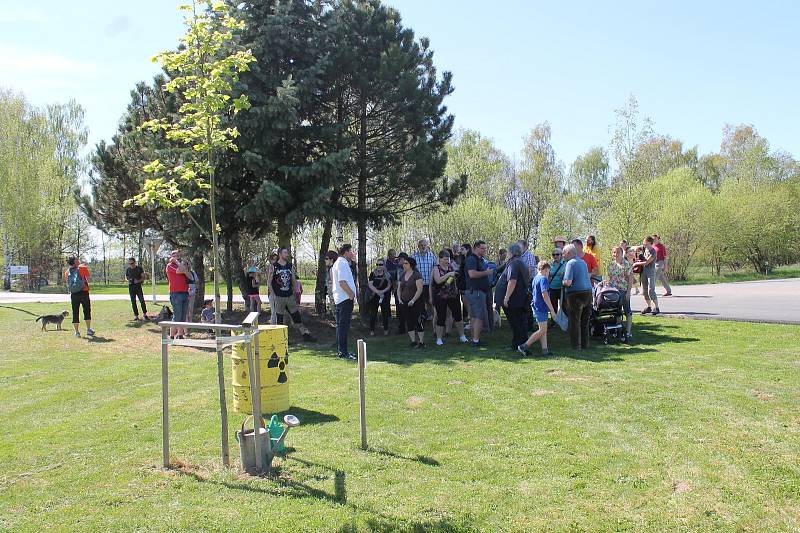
[9,265,29,275]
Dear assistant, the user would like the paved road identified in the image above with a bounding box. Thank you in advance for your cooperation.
[629,278,800,325]
[2,279,799,324]
[0,291,315,305]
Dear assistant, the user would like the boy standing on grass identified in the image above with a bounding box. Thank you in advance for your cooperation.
[518,261,556,357]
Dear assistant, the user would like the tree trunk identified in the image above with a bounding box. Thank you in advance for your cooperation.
[315,217,334,316]
[3,231,11,290]
[229,233,247,300]
[192,252,205,314]
[357,94,369,318]
[224,239,233,313]
[277,218,293,256]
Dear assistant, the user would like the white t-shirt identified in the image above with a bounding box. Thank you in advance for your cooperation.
[331,257,357,305]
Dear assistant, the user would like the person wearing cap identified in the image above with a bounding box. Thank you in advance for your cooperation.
[548,247,566,317]
[553,236,568,250]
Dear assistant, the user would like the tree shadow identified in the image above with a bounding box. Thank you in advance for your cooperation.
[367,447,441,467]
[170,457,347,504]
[88,335,115,344]
[338,516,479,533]
[239,406,339,426]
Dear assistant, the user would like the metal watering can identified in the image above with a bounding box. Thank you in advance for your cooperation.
[235,414,300,475]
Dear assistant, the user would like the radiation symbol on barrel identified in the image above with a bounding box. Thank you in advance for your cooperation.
[267,352,289,384]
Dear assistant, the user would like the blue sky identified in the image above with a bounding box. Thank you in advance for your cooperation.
[2,0,798,167]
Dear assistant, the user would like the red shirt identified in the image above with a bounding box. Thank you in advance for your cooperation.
[653,243,667,261]
[166,261,189,293]
[581,253,598,274]
[64,264,90,292]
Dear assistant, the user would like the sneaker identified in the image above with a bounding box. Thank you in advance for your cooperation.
[663,292,672,297]
[417,342,426,349]
[641,307,651,315]
[86,328,95,337]
[133,316,140,321]
[652,308,660,316]
[517,344,529,356]
[337,352,357,361]
[302,332,316,342]
[436,338,444,346]
[459,335,469,343]
[74,331,81,338]
[541,349,553,357]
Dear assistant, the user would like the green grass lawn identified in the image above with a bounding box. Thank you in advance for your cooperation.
[1,301,798,532]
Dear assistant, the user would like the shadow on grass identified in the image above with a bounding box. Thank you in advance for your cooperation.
[367,447,441,467]
[358,318,701,366]
[169,457,475,531]
[88,335,115,344]
[338,516,479,533]
[0,305,42,318]
[273,406,340,426]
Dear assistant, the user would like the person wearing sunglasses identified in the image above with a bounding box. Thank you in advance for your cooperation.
[548,248,565,318]
[125,257,147,321]
[367,258,392,336]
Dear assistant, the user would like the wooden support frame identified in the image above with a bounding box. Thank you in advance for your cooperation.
[159,312,261,470]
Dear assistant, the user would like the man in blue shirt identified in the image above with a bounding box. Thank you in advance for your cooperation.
[465,240,492,348]
[562,243,593,350]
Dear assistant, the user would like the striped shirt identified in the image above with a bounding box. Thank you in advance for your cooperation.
[413,250,437,285]
[521,250,539,278]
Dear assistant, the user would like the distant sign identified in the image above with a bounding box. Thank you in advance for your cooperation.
[9,265,29,275]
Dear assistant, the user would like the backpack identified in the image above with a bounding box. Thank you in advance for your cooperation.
[67,266,85,293]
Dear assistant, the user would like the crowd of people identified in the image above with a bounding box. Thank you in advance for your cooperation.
[323,235,673,359]
[61,233,672,353]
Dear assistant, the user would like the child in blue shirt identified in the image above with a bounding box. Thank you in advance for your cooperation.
[518,261,557,357]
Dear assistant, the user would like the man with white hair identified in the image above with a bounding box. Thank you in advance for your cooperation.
[562,243,593,350]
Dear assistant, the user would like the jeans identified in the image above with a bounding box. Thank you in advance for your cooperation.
[549,288,561,315]
[507,306,528,349]
[641,269,658,305]
[335,298,354,356]
[368,295,391,332]
[655,260,672,293]
[565,291,592,349]
[169,292,189,322]
[129,283,147,317]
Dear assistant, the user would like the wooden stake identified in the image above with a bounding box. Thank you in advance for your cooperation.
[216,344,230,468]
[161,329,169,468]
[245,331,262,473]
[357,339,367,450]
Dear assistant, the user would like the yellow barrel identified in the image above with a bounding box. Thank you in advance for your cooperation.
[231,325,290,414]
